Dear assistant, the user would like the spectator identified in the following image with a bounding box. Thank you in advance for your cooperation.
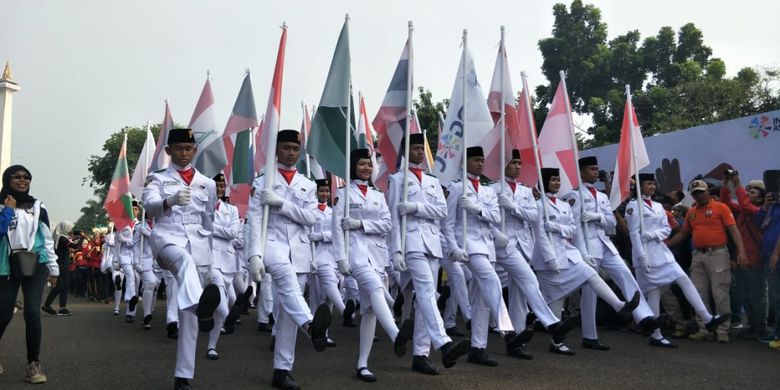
[720,173,766,339]
[757,185,780,344]
[42,221,78,316]
[666,180,747,343]
[0,165,59,384]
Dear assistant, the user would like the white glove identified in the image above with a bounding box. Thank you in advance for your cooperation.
[341,217,362,231]
[638,255,651,273]
[582,255,597,267]
[641,232,656,242]
[112,261,120,272]
[337,260,352,276]
[398,202,418,216]
[392,252,408,272]
[260,189,284,207]
[582,212,602,223]
[248,255,266,282]
[497,193,514,211]
[308,232,324,242]
[310,261,318,274]
[544,221,562,234]
[494,231,509,249]
[450,248,469,263]
[459,196,481,215]
[133,263,143,274]
[166,186,191,207]
[548,259,561,273]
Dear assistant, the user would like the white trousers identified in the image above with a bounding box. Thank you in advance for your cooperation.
[405,252,451,356]
[120,263,139,316]
[141,269,162,318]
[266,263,314,371]
[256,273,274,324]
[497,248,560,329]
[467,254,513,348]
[440,258,472,329]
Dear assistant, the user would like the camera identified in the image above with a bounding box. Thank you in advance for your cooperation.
[723,169,737,178]
[598,170,608,182]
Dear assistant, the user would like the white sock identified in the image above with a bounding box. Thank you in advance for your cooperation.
[357,312,377,369]
[675,276,713,323]
[586,275,623,310]
[370,289,399,341]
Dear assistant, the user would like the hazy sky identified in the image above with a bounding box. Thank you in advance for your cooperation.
[1,0,778,224]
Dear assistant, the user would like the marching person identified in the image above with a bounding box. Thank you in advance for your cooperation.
[143,128,223,390]
[42,221,77,316]
[116,201,140,322]
[332,148,414,382]
[626,173,729,347]
[135,211,161,330]
[565,157,659,350]
[0,165,59,384]
[246,129,332,390]
[104,226,124,315]
[491,150,577,359]
[442,146,514,367]
[388,134,471,375]
[532,168,640,355]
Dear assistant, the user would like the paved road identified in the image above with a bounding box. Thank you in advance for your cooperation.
[1,297,778,389]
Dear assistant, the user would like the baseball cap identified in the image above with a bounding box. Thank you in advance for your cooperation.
[747,180,765,191]
[689,180,708,193]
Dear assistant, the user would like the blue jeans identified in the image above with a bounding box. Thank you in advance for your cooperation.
[0,262,49,362]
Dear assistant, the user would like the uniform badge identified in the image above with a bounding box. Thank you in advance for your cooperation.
[568,199,576,206]
[144,177,153,187]
[350,203,363,209]
[626,208,633,215]
[549,215,557,221]
[250,187,256,197]
[163,181,178,186]
[584,198,593,203]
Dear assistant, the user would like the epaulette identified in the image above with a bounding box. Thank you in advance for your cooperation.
[451,179,462,184]
[154,168,166,173]
[257,173,265,177]
[425,172,437,177]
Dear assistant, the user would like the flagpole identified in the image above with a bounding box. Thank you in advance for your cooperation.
[461,29,469,252]
[400,20,414,261]
[522,72,556,258]
[559,69,592,256]
[422,128,432,174]
[499,26,507,231]
[302,100,317,269]
[343,14,352,264]
[136,120,152,268]
[626,84,649,272]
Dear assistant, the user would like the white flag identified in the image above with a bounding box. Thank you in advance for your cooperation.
[129,126,155,200]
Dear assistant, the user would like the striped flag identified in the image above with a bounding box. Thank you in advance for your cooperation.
[487,39,523,176]
[128,125,156,200]
[609,88,649,210]
[256,26,287,175]
[538,80,579,195]
[103,133,135,230]
[190,78,227,177]
[357,94,379,183]
[224,73,258,184]
[372,39,410,191]
[409,110,435,172]
[150,101,173,171]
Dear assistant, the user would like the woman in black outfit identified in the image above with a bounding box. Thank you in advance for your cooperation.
[42,220,78,315]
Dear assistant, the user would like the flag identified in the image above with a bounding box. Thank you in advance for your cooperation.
[229,129,255,218]
[609,89,650,210]
[103,134,135,230]
[223,73,258,184]
[150,101,174,171]
[253,116,264,174]
[307,19,357,180]
[296,104,325,179]
[357,94,379,183]
[537,81,579,195]
[409,110,435,172]
[256,26,287,176]
[433,46,495,186]
[190,78,227,177]
[129,125,156,200]
[487,40,525,179]
[516,85,541,187]
[372,39,410,190]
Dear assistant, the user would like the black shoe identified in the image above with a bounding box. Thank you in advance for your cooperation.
[128,296,138,312]
[167,322,178,339]
[394,319,414,357]
[41,306,56,315]
[440,340,470,368]
[196,284,221,332]
[649,337,678,348]
[343,299,356,327]
[393,292,405,318]
[257,322,272,333]
[617,291,641,322]
[356,367,377,382]
[549,341,576,355]
[548,315,579,344]
[271,369,300,389]
[222,304,241,335]
[705,314,731,333]
[638,316,659,337]
[507,345,534,360]
[326,337,337,347]
[174,377,192,390]
[125,315,135,323]
[412,355,440,375]
[581,338,610,351]
[309,304,332,352]
[235,292,249,315]
[467,347,498,367]
[206,348,219,360]
[268,313,275,326]
[437,285,450,313]
[506,329,534,351]
[445,326,465,337]
[57,308,72,316]
[143,315,153,330]
[465,320,471,330]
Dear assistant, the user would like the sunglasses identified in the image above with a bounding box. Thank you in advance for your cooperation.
[11,174,32,180]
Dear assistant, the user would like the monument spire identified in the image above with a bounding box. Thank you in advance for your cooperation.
[0,59,21,173]
[1,61,12,82]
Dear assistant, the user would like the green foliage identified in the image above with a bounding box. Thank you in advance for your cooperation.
[536,1,780,148]
[74,198,107,232]
[413,86,449,153]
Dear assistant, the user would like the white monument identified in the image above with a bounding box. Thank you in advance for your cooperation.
[0,61,20,174]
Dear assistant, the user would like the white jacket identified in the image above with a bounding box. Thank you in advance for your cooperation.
[212,200,241,273]
[387,167,447,258]
[625,198,676,268]
[530,195,586,271]
[442,177,501,258]
[490,180,536,260]
[331,181,392,272]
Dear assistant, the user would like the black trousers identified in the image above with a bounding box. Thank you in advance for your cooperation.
[44,262,69,308]
[0,263,49,362]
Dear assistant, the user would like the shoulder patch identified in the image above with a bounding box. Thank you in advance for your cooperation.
[567,198,576,206]
[626,208,633,215]
[144,177,154,187]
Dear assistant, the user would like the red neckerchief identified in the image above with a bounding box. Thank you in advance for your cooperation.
[216,202,221,211]
[358,184,368,196]
[278,168,296,185]
[506,180,516,193]
[549,196,557,204]
[318,203,326,212]
[410,167,423,183]
[469,178,480,193]
[177,168,194,185]
[644,199,653,207]
[588,187,597,198]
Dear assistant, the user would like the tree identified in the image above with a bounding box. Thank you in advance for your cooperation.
[74,198,107,232]
[536,1,780,148]
[413,86,448,154]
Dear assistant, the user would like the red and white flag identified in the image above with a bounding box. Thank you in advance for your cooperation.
[538,81,579,195]
[609,89,649,210]
[487,39,522,171]
[516,82,541,187]
[255,26,287,176]
[358,94,380,183]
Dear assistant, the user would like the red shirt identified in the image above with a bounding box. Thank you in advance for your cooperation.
[720,186,762,266]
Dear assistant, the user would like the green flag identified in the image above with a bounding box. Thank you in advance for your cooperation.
[307,18,357,179]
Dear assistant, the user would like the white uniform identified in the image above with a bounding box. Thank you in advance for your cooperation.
[309,203,348,315]
[564,185,654,341]
[143,164,220,380]
[388,167,451,357]
[117,224,139,316]
[491,180,560,331]
[246,167,317,372]
[134,220,160,319]
[442,177,513,349]
[207,199,239,350]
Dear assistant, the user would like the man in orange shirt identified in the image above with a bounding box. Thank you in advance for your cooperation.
[666,180,747,343]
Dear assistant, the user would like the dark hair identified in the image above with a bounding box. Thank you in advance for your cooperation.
[0,165,36,208]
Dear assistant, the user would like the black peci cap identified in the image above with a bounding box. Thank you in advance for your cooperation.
[578,156,598,168]
[277,129,301,144]
[167,128,196,145]
[466,146,484,159]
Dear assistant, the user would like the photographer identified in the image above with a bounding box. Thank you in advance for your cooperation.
[756,180,780,344]
[719,171,766,339]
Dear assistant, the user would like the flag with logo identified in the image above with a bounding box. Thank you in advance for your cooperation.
[104,133,135,230]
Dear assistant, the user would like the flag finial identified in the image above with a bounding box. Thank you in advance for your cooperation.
[408,20,413,30]
[345,13,350,22]
[281,21,287,30]
[245,68,251,75]
[206,70,212,80]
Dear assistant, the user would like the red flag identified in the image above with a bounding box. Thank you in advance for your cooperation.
[516,87,541,187]
[255,26,287,176]
[103,134,135,230]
